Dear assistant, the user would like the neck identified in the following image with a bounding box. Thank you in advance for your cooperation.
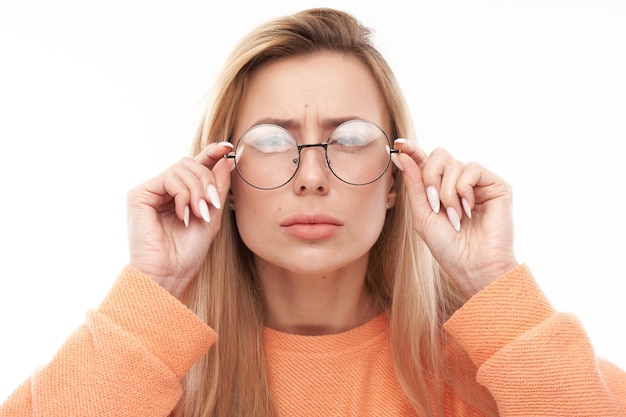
[256,255,379,335]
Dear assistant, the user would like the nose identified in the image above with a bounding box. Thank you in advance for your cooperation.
[292,144,330,194]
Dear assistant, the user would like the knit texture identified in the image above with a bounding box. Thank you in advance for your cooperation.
[1,265,624,416]
[263,313,415,415]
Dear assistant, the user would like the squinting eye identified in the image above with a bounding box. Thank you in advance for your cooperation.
[245,127,295,153]
[329,131,372,147]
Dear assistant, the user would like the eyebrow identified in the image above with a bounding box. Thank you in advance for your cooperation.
[250,116,364,130]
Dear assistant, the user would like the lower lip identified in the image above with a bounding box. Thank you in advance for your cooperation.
[282,224,342,240]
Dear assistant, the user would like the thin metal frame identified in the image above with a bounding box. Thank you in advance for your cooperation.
[224,119,399,190]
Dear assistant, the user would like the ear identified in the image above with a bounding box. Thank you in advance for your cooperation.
[386,188,397,209]
[385,166,398,209]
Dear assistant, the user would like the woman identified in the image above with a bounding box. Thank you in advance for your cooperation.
[1,7,624,417]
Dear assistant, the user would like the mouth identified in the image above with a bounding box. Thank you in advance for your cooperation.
[280,213,343,240]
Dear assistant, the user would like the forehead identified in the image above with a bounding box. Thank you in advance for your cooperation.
[235,51,389,134]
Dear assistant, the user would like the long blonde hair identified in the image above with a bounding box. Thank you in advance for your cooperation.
[177,8,497,417]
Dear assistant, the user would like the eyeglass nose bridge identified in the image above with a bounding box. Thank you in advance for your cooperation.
[297,142,328,151]
[294,142,330,163]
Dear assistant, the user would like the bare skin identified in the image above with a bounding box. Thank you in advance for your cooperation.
[127,51,518,334]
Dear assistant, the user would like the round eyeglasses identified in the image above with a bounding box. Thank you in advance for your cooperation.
[224,119,399,190]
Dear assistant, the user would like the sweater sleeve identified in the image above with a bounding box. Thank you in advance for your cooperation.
[0,265,216,417]
[444,264,626,416]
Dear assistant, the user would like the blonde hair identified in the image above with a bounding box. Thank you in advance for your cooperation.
[177,8,497,417]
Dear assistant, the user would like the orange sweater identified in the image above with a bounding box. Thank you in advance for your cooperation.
[1,264,624,416]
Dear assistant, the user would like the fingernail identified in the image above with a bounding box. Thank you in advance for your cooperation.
[206,184,221,209]
[461,198,472,219]
[235,145,244,164]
[447,207,461,232]
[199,199,211,223]
[426,186,440,214]
[218,141,234,149]
[388,146,404,171]
[183,205,190,228]
[394,137,415,153]
[231,145,244,172]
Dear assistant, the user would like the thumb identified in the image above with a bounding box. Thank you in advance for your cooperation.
[394,145,440,222]
[211,156,234,208]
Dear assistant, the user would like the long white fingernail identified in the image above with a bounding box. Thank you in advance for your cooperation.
[207,184,221,209]
[209,142,234,157]
[184,205,190,228]
[218,141,234,150]
[461,198,472,219]
[230,145,244,171]
[447,207,461,232]
[235,145,244,163]
[426,186,440,213]
[199,199,211,223]
[394,137,415,153]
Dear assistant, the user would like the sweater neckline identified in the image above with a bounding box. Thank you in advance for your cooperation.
[262,312,389,354]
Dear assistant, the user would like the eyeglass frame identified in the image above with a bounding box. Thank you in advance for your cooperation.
[223,119,400,190]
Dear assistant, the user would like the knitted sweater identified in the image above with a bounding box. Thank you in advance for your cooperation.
[1,264,624,416]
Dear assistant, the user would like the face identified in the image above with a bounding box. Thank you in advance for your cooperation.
[231,51,396,278]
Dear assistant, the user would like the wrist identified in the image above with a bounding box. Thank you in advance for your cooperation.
[461,258,520,299]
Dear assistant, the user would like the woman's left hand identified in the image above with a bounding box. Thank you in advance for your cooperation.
[392,139,519,298]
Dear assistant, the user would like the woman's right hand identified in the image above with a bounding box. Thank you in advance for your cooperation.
[126,142,234,299]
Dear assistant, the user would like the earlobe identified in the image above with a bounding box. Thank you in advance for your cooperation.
[386,190,397,209]
[386,165,398,209]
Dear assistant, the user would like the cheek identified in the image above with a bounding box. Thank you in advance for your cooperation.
[231,182,277,249]
[234,203,267,254]
[351,184,392,230]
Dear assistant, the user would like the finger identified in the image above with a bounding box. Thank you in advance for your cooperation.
[194,142,235,211]
[425,148,475,231]
[189,146,234,211]
[438,158,466,230]
[396,146,467,232]
[194,141,235,170]
[393,149,436,221]
[209,154,234,207]
[128,168,193,226]
[183,155,234,222]
[172,158,219,223]
[456,162,483,219]
[393,138,428,167]
[133,158,212,226]
[418,148,450,215]
[392,139,445,214]
[457,162,510,212]
[158,165,204,224]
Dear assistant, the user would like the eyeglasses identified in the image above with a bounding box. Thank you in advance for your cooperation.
[224,119,399,190]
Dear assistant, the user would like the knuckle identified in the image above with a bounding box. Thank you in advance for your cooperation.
[430,147,449,157]
[465,161,482,171]
[125,187,139,204]
[439,189,458,203]
[178,156,195,166]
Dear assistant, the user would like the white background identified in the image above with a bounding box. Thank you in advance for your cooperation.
[1,0,625,402]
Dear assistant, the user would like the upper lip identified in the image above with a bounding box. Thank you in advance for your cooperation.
[280,213,343,227]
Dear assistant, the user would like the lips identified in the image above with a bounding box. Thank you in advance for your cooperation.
[280,213,343,240]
